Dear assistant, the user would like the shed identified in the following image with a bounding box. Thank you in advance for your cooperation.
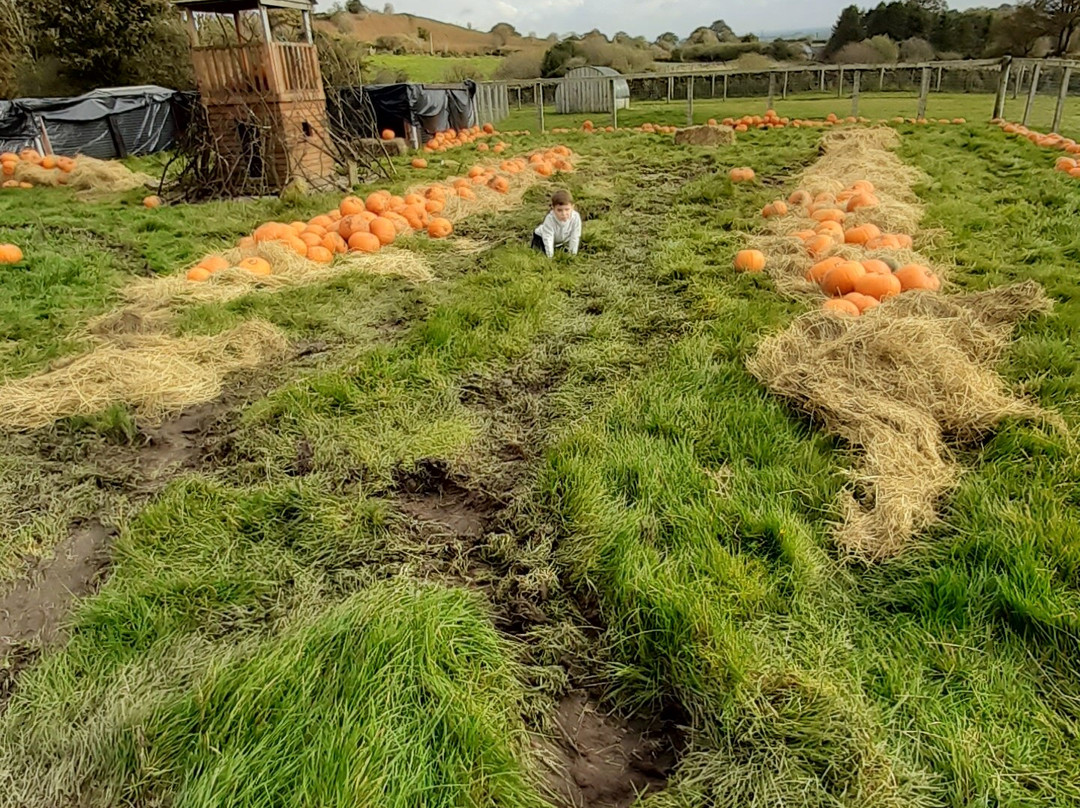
[555,66,630,114]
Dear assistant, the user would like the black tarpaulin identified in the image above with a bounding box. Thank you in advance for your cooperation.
[0,86,180,158]
[333,82,476,142]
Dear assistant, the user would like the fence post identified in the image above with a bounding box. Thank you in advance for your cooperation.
[723,73,728,101]
[611,78,618,129]
[917,67,931,118]
[1052,66,1072,133]
[993,57,1012,120]
[838,67,844,98]
[711,74,716,98]
[782,70,788,100]
[1023,62,1041,125]
[535,82,544,133]
[767,72,776,110]
[686,75,694,125]
[936,65,943,92]
[1013,64,1024,100]
[517,87,521,110]
[820,69,825,92]
[851,70,861,117]
[880,66,885,91]
[667,75,673,103]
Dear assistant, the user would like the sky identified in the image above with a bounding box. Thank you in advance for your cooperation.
[319,0,1001,40]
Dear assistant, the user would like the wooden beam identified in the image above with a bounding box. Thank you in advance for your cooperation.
[535,82,544,132]
[917,67,931,118]
[782,70,788,100]
[879,66,885,91]
[686,75,694,125]
[1023,62,1041,125]
[667,75,673,103]
[936,65,943,91]
[1013,63,1024,100]
[851,70,860,117]
[767,72,775,111]
[1052,66,1071,133]
[711,74,716,98]
[837,67,844,98]
[723,73,728,101]
[611,78,618,129]
[993,57,1012,120]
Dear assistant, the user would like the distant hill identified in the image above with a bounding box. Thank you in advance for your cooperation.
[316,10,547,56]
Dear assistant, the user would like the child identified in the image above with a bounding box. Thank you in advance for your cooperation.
[531,190,581,258]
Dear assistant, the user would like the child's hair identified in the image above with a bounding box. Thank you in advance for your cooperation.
[550,190,573,207]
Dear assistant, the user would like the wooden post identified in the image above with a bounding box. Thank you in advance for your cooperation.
[782,70,788,100]
[879,66,885,91]
[917,67,931,118]
[936,65,943,92]
[993,58,1012,120]
[723,73,728,101]
[838,67,844,98]
[767,72,775,110]
[686,75,694,125]
[258,5,272,41]
[535,82,545,132]
[711,74,716,98]
[820,69,825,92]
[611,78,619,129]
[851,70,860,117]
[1013,64,1024,100]
[1023,62,1041,125]
[517,87,522,110]
[1052,66,1072,133]
[667,75,673,103]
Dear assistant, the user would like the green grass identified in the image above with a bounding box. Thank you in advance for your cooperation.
[3,121,1080,807]
[498,91,1080,139]
[366,53,503,82]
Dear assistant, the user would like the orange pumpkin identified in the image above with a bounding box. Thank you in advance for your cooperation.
[788,189,812,207]
[792,229,817,241]
[734,249,766,272]
[820,261,866,297]
[198,255,230,274]
[0,243,24,264]
[339,214,369,238]
[853,271,901,300]
[381,129,396,140]
[366,192,390,214]
[846,192,878,212]
[425,198,445,214]
[842,292,879,313]
[894,264,939,292]
[804,234,835,258]
[729,167,755,183]
[239,256,272,276]
[307,245,334,264]
[860,259,893,276]
[806,256,845,283]
[348,231,382,253]
[322,232,348,254]
[823,298,860,316]
[142,195,162,209]
[186,266,212,282]
[816,220,845,239]
[411,157,428,169]
[369,217,397,245]
[427,217,453,239]
[812,208,846,224]
[844,224,881,245]
[340,196,365,216]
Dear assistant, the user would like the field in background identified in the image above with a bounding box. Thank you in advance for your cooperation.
[365,53,503,82]
[497,91,1080,138]
[1,122,1080,807]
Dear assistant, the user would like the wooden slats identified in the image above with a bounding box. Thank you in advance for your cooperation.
[192,42,321,103]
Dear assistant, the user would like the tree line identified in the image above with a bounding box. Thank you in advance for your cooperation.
[825,0,1080,62]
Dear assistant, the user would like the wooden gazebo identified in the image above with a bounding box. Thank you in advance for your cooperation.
[175,0,334,189]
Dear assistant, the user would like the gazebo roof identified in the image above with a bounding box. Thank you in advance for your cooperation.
[174,0,314,12]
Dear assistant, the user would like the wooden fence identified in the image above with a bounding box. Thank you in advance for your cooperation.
[474,57,1080,133]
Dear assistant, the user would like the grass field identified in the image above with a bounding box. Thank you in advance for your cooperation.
[2,118,1080,807]
[366,53,504,82]
[498,91,1080,139]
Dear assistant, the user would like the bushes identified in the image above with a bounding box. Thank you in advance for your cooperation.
[494,49,544,79]
[541,37,652,77]
[900,36,936,61]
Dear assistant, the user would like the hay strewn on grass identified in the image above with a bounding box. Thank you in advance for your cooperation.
[674,125,737,147]
[13,156,155,195]
[748,282,1056,560]
[0,319,288,430]
[110,242,435,321]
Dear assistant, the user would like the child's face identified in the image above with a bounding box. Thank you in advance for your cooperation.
[552,203,574,223]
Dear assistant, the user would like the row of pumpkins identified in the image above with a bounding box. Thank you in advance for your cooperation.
[735,177,940,317]
[185,145,575,281]
[993,119,1080,179]
[1,148,78,188]
[411,123,532,154]
[554,111,969,136]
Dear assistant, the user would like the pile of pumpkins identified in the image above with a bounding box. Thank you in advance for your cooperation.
[735,177,940,317]
[186,146,575,282]
[1,148,78,188]
[414,123,531,155]
[993,119,1080,179]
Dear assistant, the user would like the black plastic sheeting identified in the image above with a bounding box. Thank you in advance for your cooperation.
[328,81,477,143]
[0,86,180,158]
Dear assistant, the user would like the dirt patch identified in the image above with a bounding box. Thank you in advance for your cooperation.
[396,458,499,540]
[0,520,113,664]
[536,691,681,808]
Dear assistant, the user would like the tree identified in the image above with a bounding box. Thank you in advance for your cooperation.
[26,0,191,92]
[1043,0,1080,55]
[655,32,679,48]
[687,26,720,46]
[825,5,866,56]
[867,34,900,61]
[490,22,516,46]
[541,38,582,77]
[988,3,1047,55]
[345,0,365,13]
[383,2,394,13]
[899,35,935,61]
[709,19,737,41]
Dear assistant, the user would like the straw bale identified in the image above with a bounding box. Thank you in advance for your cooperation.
[748,283,1055,560]
[67,157,156,194]
[13,162,63,187]
[0,319,288,430]
[674,125,736,147]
